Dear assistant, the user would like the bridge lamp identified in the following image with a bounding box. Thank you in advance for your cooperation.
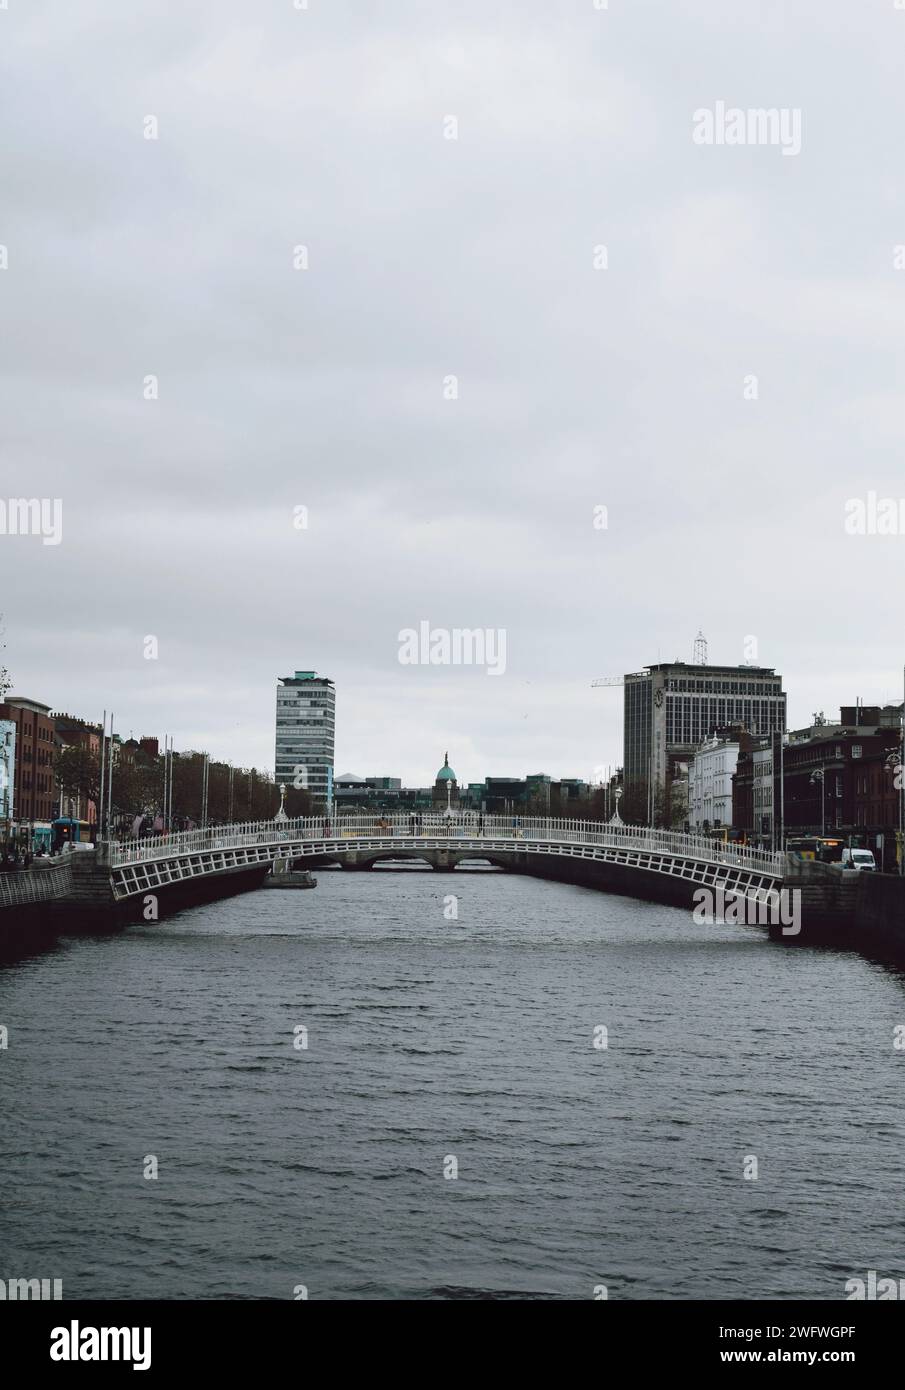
[275,783,288,824]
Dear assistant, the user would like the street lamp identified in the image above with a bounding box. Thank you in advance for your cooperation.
[274,783,288,824]
[809,768,825,838]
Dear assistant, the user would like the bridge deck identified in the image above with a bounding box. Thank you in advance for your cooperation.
[99,815,784,903]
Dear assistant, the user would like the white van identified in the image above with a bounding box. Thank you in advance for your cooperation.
[840,848,877,872]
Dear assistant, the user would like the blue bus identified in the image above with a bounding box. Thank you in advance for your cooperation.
[52,817,93,852]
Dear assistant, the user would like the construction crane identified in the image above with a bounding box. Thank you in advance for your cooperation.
[590,676,625,688]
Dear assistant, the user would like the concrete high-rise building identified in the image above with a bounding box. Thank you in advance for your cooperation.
[623,660,786,824]
[274,671,335,808]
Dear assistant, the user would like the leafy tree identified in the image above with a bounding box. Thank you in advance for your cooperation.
[54,744,101,811]
[620,780,648,825]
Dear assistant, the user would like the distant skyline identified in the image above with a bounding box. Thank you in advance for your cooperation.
[4,637,903,791]
[3,1,904,789]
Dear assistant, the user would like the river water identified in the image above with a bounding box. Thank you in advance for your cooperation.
[2,867,904,1300]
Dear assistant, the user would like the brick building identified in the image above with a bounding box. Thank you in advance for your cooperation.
[0,696,56,846]
[779,706,902,869]
[53,712,102,826]
[733,732,781,848]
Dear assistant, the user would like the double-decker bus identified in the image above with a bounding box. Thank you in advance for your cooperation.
[786,836,845,863]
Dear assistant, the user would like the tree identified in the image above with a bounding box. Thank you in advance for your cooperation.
[108,753,158,822]
[620,780,648,825]
[54,744,101,813]
[667,779,688,829]
[284,785,312,818]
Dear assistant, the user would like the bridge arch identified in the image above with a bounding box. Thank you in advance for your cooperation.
[100,815,785,923]
[335,848,514,871]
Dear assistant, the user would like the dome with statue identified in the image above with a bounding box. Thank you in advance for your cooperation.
[432,752,459,807]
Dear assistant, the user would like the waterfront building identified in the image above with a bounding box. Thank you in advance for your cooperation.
[732,735,778,846]
[623,657,786,825]
[275,671,335,808]
[334,774,407,812]
[780,706,902,867]
[463,773,591,815]
[53,712,101,826]
[0,718,16,833]
[0,696,56,847]
[688,732,742,830]
[334,764,593,817]
[555,778,592,811]
[479,776,525,813]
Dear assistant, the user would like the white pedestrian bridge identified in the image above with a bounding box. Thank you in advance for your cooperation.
[100,813,785,905]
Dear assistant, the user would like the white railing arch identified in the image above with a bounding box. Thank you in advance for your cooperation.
[102,813,784,878]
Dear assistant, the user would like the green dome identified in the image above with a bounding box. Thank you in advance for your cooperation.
[436,753,456,781]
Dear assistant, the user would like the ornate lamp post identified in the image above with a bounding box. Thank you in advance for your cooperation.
[275,783,288,824]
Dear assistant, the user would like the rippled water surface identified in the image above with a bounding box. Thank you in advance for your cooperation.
[3,868,904,1300]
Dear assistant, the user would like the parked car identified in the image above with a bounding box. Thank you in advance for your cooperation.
[840,848,877,872]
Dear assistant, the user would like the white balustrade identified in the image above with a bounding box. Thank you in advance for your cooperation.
[103,814,783,877]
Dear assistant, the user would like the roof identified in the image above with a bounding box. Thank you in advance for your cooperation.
[279,672,334,686]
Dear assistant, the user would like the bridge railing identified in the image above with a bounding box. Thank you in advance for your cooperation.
[0,858,73,909]
[102,813,783,876]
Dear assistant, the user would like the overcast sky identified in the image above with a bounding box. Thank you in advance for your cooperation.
[2,0,904,788]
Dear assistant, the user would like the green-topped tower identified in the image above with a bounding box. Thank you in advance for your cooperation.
[432,752,459,809]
